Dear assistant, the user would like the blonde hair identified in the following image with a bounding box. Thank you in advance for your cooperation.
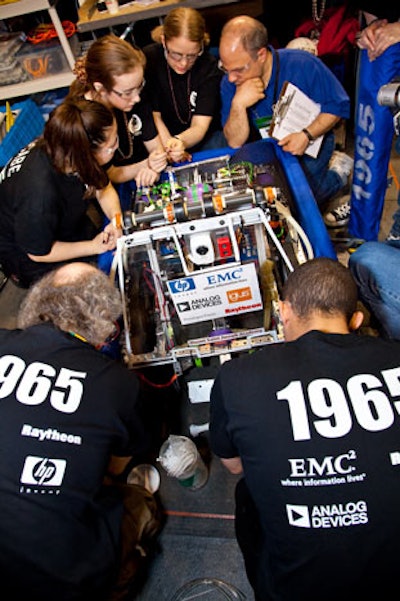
[151,7,210,45]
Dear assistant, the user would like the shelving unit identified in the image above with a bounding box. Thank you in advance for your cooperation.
[0,0,76,101]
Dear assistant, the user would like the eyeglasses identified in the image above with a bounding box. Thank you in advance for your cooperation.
[111,79,146,99]
[164,44,204,63]
[99,134,119,156]
[218,59,252,76]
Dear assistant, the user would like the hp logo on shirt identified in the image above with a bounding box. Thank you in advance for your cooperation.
[20,455,66,487]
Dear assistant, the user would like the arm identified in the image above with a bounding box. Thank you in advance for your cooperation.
[278,112,341,155]
[221,456,243,475]
[28,181,122,264]
[95,180,122,222]
[28,235,117,263]
[165,114,213,151]
[103,455,133,486]
[107,145,167,187]
[223,78,265,147]
[153,111,186,162]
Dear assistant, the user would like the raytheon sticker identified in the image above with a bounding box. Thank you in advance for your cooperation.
[167,263,263,325]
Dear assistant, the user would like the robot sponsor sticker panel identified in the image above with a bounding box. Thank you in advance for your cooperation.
[167,263,263,325]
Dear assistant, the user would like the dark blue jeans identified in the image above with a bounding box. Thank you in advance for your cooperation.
[349,239,400,339]
[299,131,344,207]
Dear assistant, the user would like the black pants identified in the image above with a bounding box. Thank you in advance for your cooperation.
[235,478,272,601]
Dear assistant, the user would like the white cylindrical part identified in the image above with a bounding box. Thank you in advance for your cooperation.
[157,434,208,490]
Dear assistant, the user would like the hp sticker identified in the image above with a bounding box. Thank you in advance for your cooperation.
[21,455,66,487]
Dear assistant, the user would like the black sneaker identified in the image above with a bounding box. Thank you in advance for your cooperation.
[324,200,351,228]
[346,238,365,254]
[386,232,400,242]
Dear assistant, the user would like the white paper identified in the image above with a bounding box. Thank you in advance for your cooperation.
[270,81,323,158]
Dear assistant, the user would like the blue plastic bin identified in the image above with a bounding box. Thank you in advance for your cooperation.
[0,99,45,167]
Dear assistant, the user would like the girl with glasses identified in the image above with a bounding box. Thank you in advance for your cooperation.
[68,34,167,204]
[143,7,226,163]
[0,99,123,288]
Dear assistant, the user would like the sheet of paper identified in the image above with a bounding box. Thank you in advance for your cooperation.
[269,81,323,158]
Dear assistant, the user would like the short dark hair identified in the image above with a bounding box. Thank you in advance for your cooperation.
[282,258,358,322]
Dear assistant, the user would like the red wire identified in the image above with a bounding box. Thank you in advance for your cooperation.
[27,21,76,44]
[136,371,179,388]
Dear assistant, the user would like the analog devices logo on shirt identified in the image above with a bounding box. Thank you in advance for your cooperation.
[286,501,368,528]
[20,455,66,491]
[287,504,311,528]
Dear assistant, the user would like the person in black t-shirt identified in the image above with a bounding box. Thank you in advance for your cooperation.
[143,7,226,162]
[69,34,167,192]
[0,262,160,600]
[210,257,400,601]
[0,99,122,288]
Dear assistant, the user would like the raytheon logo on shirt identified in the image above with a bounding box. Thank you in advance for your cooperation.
[20,455,66,488]
[286,500,368,529]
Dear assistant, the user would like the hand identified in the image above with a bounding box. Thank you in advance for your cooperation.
[148,149,168,173]
[135,165,160,187]
[368,21,400,60]
[93,228,118,254]
[356,19,388,59]
[278,131,309,156]
[104,220,122,240]
[165,136,185,162]
[233,77,265,109]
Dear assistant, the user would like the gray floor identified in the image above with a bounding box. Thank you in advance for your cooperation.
[134,452,255,601]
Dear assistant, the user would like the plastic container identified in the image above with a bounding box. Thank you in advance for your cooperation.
[157,434,208,490]
[0,60,30,86]
[127,464,160,493]
[0,99,45,167]
[17,42,68,80]
[0,31,26,66]
[16,38,73,80]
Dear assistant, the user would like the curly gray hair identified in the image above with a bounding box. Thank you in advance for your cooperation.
[17,263,122,348]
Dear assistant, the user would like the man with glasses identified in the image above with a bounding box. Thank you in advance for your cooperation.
[143,7,226,163]
[219,16,354,211]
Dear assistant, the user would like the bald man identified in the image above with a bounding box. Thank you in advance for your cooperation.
[0,263,158,601]
[218,16,353,209]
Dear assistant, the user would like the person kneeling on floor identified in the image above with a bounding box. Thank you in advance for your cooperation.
[210,257,400,601]
[0,262,161,601]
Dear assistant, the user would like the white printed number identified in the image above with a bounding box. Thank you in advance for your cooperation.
[277,367,400,441]
[0,354,86,413]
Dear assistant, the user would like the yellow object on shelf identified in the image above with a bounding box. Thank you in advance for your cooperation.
[0,0,21,5]
[5,101,15,132]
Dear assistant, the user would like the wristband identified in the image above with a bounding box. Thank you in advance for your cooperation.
[302,128,315,143]
[112,212,122,228]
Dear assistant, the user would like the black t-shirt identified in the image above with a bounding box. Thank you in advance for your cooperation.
[143,43,223,150]
[0,143,98,285]
[210,330,400,601]
[0,323,147,599]
[111,101,159,168]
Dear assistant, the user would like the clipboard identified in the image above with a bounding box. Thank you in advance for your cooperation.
[269,81,323,158]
